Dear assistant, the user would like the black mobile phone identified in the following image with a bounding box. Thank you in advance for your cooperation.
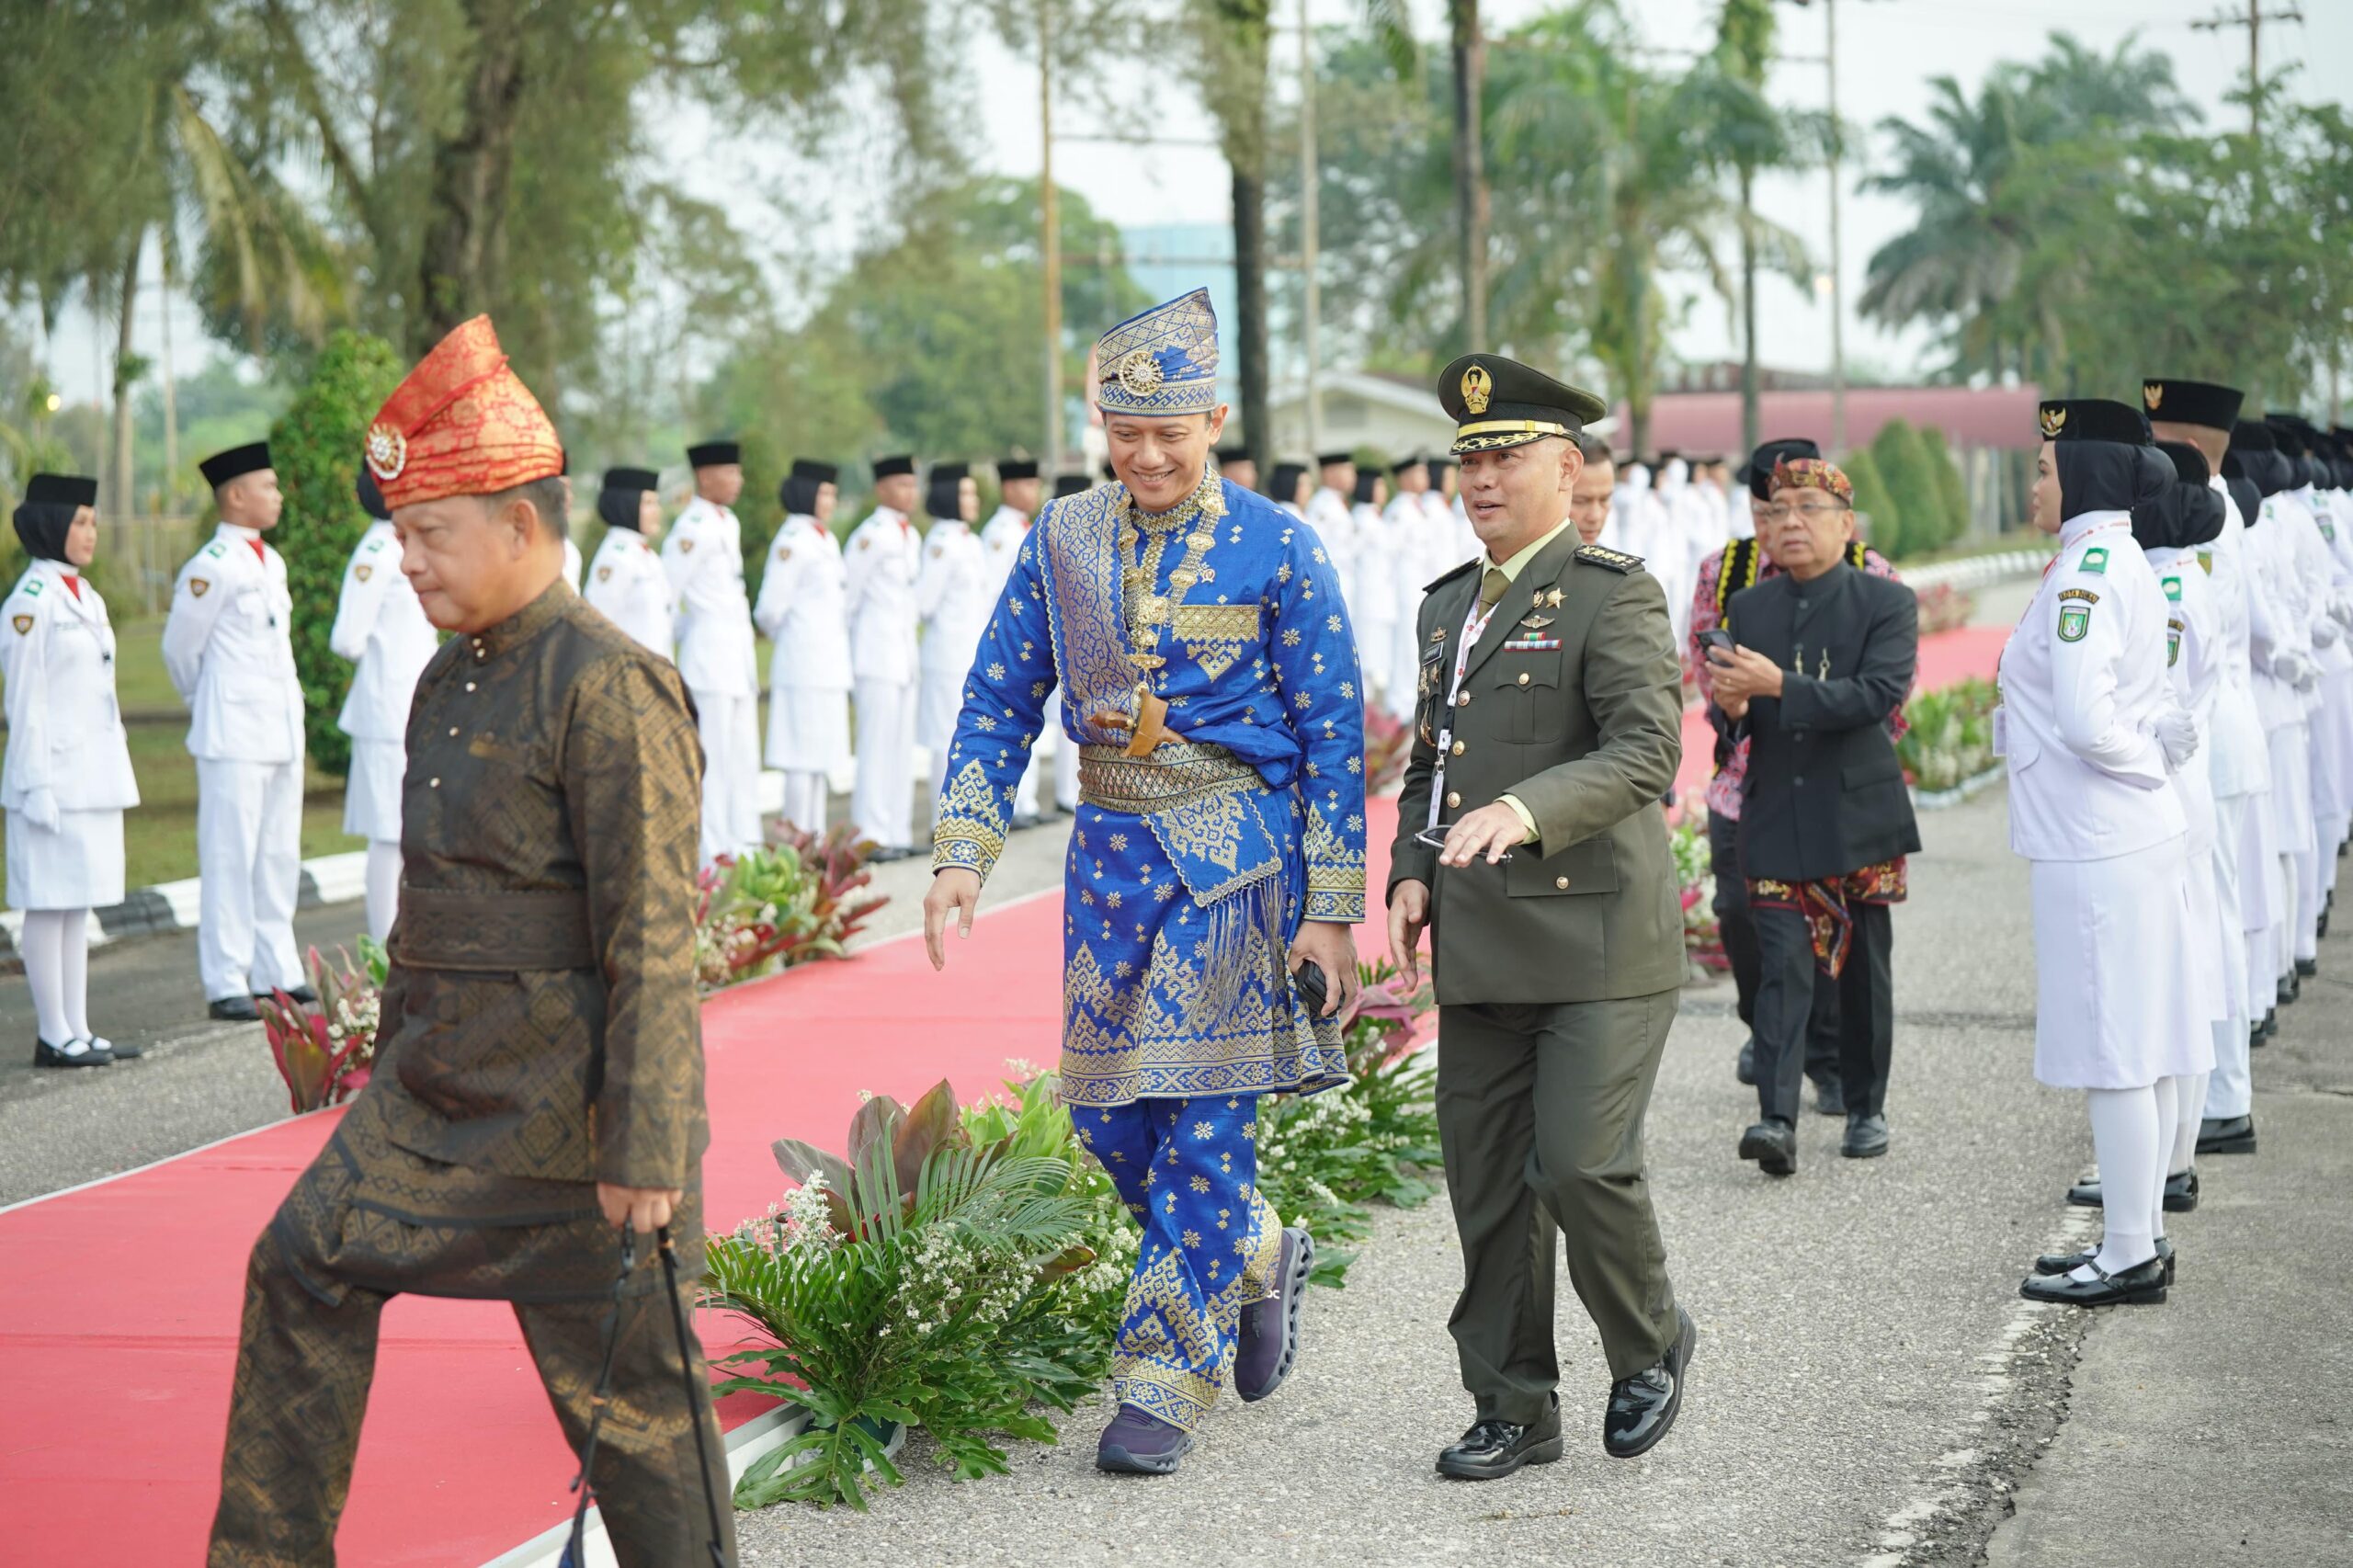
[1293,960,1329,1016]
[1700,628,1736,655]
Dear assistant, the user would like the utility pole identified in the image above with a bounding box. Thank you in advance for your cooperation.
[1298,0,1323,455]
[1039,0,1065,479]
[2192,3,2302,143]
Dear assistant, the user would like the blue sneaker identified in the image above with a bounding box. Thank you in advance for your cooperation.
[1097,1403,1194,1474]
[1234,1225,1314,1403]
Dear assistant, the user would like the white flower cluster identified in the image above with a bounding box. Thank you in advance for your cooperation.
[734,1173,840,1257]
[324,989,379,1054]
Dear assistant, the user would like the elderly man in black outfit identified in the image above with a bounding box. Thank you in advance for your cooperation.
[1708,455,1922,1174]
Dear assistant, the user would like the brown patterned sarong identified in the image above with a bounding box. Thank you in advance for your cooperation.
[1747,857,1908,978]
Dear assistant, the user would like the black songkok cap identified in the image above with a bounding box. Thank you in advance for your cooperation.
[1052,473,1089,499]
[602,465,659,495]
[2140,378,2243,432]
[1392,455,1427,477]
[997,459,1040,483]
[1437,353,1608,456]
[1214,447,1248,467]
[1740,437,1822,500]
[199,442,271,489]
[2154,440,2210,488]
[2038,399,2151,446]
[23,472,97,508]
[790,459,840,485]
[686,439,741,469]
[356,471,391,521]
[1317,450,1355,469]
[873,454,915,481]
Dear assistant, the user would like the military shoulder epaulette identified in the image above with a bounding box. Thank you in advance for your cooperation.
[1424,557,1481,593]
[1574,543,1643,574]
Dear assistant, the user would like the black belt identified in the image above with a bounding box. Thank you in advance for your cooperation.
[390,886,598,972]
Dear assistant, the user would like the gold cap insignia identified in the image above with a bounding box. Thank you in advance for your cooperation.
[2143,382,2164,413]
[363,422,407,482]
[2039,405,2067,440]
[11,614,30,635]
[1118,348,1165,399]
[1461,363,1493,416]
[354,564,372,582]
[189,578,210,597]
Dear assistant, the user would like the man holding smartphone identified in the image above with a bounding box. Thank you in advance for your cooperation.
[1389,354,1694,1482]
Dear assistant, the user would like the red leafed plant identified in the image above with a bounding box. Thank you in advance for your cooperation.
[1363,702,1412,793]
[257,943,381,1113]
[693,824,891,991]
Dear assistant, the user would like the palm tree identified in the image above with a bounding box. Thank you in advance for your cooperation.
[1363,0,1485,347]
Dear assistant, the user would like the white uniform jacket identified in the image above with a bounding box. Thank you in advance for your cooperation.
[1999,510,2186,862]
[328,520,438,742]
[162,524,303,765]
[563,536,583,591]
[978,506,1031,597]
[1,560,139,814]
[583,527,674,656]
[662,495,757,696]
[1352,500,1397,622]
[754,514,853,692]
[2196,483,2270,799]
[915,519,991,682]
[844,506,921,687]
[1305,486,1358,612]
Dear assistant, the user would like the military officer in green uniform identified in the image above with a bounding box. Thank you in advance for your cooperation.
[1388,354,1696,1481]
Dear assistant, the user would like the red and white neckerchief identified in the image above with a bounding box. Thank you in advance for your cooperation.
[1427,564,1510,831]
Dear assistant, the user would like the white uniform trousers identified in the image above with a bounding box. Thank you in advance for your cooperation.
[692,688,764,865]
[1356,614,1394,713]
[2029,835,2207,1091]
[2263,722,2313,985]
[1384,615,1421,723]
[196,757,304,1003]
[917,664,964,825]
[1051,694,1079,811]
[852,677,916,851]
[2208,790,2257,1120]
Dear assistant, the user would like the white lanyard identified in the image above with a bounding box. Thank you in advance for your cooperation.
[1427,574,1506,831]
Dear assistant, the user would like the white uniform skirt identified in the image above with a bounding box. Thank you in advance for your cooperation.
[342,736,407,844]
[2029,835,2212,1090]
[7,808,126,910]
[767,683,850,775]
[2310,668,2353,825]
[2268,720,2314,858]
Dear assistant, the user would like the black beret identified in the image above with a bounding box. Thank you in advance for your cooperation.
[873,454,915,480]
[199,442,272,488]
[1739,437,1822,500]
[601,466,659,494]
[2038,399,2150,445]
[997,459,1040,482]
[1437,354,1608,455]
[686,439,741,468]
[23,472,97,507]
[790,459,840,485]
[2140,378,2242,431]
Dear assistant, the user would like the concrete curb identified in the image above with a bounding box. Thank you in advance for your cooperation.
[0,849,372,962]
[1904,546,2052,592]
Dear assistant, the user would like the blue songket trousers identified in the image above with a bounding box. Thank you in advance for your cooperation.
[1074,1094,1283,1432]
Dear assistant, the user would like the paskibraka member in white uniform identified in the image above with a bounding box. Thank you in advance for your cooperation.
[3,474,141,1066]
[664,438,764,865]
[755,460,852,833]
[980,460,1052,823]
[164,442,308,1024]
[582,466,672,656]
[915,464,989,822]
[845,455,925,858]
[329,471,439,940]
[2002,400,2200,1310]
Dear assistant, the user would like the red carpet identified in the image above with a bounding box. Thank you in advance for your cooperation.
[0,809,1404,1567]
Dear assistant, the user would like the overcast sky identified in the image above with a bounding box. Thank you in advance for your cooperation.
[35,0,2353,406]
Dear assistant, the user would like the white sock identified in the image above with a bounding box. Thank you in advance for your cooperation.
[20,910,77,1047]
[2082,1085,2160,1276]
[365,841,404,943]
[56,909,92,1040]
[2170,1071,2209,1175]
[2151,1075,2181,1241]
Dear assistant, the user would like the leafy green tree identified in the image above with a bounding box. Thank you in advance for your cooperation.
[1918,424,1973,545]
[268,331,404,776]
[1870,418,1944,557]
[1839,446,1901,559]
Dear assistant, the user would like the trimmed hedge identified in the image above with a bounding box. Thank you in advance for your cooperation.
[269,332,405,777]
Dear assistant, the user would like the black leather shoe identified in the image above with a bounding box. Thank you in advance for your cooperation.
[2019,1254,2167,1306]
[2295,957,2319,979]
[2037,1236,2174,1284]
[1736,1037,1757,1085]
[2261,1007,2278,1040]
[2065,1170,2198,1211]
[1605,1307,1697,1459]
[1813,1076,1846,1116]
[1011,812,1041,831]
[86,1034,141,1060]
[2197,1114,2256,1155]
[265,985,321,1006]
[1436,1394,1563,1480]
[208,995,262,1023]
[1840,1112,1888,1158]
[1738,1119,1797,1176]
[2279,971,2300,1005]
[33,1036,112,1068]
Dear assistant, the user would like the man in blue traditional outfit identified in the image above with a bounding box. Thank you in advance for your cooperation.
[924,289,1365,1475]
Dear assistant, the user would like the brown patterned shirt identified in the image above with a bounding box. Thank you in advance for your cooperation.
[365,580,709,1189]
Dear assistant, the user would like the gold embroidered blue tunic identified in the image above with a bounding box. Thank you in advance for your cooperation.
[931,472,1366,1108]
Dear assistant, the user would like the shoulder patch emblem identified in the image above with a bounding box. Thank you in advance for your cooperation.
[2199,553,2214,575]
[1574,543,1643,574]
[596,564,613,583]
[12,614,31,636]
[189,578,210,597]
[2080,547,2109,574]
[858,536,873,551]
[364,537,385,553]
[354,564,372,583]
[2162,575,2182,601]
[202,541,226,559]
[776,545,791,562]
[2057,603,2090,642]
[2166,616,2184,667]
[678,539,694,554]
[22,579,40,597]
[2058,587,2099,605]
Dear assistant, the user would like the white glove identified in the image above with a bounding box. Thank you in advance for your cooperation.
[21,787,59,833]
[2333,595,2353,632]
[2313,616,2341,651]
[2154,709,2200,772]
[2272,649,2313,687]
